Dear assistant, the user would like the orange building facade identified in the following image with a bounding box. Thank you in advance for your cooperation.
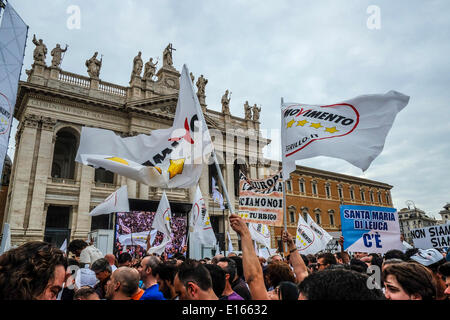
[270,165,394,251]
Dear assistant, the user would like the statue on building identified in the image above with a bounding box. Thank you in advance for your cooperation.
[50,44,68,68]
[221,90,231,115]
[131,51,143,79]
[32,34,47,65]
[252,104,261,122]
[196,75,208,96]
[190,72,195,83]
[85,52,102,79]
[143,57,158,81]
[244,101,252,120]
[163,43,175,67]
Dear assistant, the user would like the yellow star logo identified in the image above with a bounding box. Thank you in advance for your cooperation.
[310,122,323,129]
[106,157,129,166]
[165,216,170,221]
[168,158,185,179]
[244,214,249,218]
[296,120,308,127]
[325,127,339,134]
[286,119,296,128]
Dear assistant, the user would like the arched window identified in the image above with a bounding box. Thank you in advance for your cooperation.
[325,183,331,198]
[51,128,78,179]
[369,190,374,203]
[299,178,305,194]
[286,180,292,193]
[328,209,335,226]
[349,186,355,201]
[288,206,296,224]
[337,184,343,199]
[301,206,309,222]
[378,191,382,204]
[311,180,318,196]
[314,208,321,225]
[360,188,366,202]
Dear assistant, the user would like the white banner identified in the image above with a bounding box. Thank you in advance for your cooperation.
[295,214,327,255]
[76,64,212,188]
[118,230,157,250]
[411,223,450,249]
[189,186,217,247]
[148,192,172,255]
[306,214,333,246]
[0,3,27,174]
[89,185,129,216]
[281,91,409,175]
[249,222,271,249]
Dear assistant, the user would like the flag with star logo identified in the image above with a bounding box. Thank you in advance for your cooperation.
[295,214,327,254]
[0,3,28,176]
[148,191,172,255]
[189,186,217,247]
[89,185,130,216]
[281,91,409,176]
[249,222,271,248]
[75,64,212,188]
[305,213,333,247]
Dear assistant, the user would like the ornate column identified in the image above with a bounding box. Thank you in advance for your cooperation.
[73,165,95,239]
[127,178,137,199]
[139,183,149,200]
[26,117,57,238]
[5,114,40,243]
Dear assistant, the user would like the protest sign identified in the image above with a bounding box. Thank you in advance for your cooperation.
[238,171,283,226]
[340,205,403,254]
[295,214,327,254]
[411,222,450,249]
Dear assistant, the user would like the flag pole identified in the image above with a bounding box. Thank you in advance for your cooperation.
[211,150,240,245]
[281,97,289,257]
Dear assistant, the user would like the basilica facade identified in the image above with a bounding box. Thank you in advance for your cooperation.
[4,42,269,247]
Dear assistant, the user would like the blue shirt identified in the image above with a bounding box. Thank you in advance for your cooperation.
[140,283,166,300]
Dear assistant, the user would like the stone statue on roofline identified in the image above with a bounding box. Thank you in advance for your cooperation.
[32,34,47,66]
[86,52,102,79]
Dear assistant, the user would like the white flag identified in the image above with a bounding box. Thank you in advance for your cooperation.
[295,214,327,255]
[282,91,409,175]
[249,222,271,249]
[212,177,225,210]
[0,3,27,175]
[148,192,172,255]
[227,231,234,253]
[75,65,212,188]
[305,214,332,247]
[118,230,157,250]
[89,185,129,216]
[59,239,67,252]
[190,186,217,247]
[0,222,11,255]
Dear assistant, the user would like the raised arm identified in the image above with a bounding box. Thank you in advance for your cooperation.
[229,214,269,300]
[282,230,308,284]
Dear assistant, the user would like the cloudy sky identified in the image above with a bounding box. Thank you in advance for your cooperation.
[6,0,450,218]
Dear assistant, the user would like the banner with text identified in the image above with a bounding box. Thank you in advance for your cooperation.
[238,171,283,226]
[340,205,403,254]
[411,223,450,249]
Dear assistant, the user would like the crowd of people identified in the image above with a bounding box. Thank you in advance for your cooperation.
[0,214,449,300]
[115,212,187,259]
